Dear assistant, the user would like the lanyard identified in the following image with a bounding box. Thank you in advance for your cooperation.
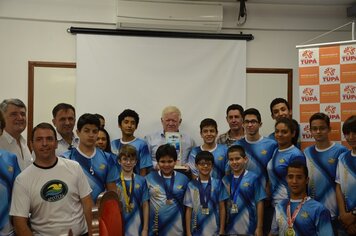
[198,177,211,208]
[230,170,245,203]
[159,171,175,200]
[286,197,307,228]
[121,172,134,207]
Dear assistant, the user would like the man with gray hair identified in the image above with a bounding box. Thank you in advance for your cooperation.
[0,99,32,170]
[145,105,195,169]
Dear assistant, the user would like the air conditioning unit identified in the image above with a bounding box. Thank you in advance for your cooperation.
[116,0,223,32]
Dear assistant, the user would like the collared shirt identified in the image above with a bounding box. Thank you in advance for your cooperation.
[0,130,33,171]
[55,132,79,157]
[217,130,243,147]
[144,130,195,168]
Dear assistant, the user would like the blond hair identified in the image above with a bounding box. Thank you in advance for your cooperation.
[161,106,181,119]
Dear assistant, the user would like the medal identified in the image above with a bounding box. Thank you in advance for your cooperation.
[201,207,210,215]
[231,203,238,214]
[121,172,135,214]
[160,171,175,205]
[285,227,296,236]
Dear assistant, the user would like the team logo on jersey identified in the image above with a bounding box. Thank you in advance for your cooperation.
[99,164,106,170]
[41,180,68,202]
[218,156,224,161]
[261,150,267,155]
[135,184,140,189]
[279,159,286,163]
[243,182,250,187]
[8,166,13,172]
[301,211,309,218]
[328,158,336,164]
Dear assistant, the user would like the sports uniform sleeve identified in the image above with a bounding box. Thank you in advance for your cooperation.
[105,153,119,183]
[183,182,194,208]
[254,176,267,203]
[141,178,150,203]
[315,207,334,236]
[9,177,31,218]
[139,142,153,170]
[218,180,229,202]
[188,148,198,177]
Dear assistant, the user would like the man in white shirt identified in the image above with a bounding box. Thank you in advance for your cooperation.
[0,98,32,170]
[10,122,93,236]
[52,103,79,156]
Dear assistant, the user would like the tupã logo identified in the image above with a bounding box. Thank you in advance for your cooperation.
[342,46,356,62]
[301,87,318,102]
[322,67,339,83]
[301,50,317,65]
[342,85,356,100]
[324,105,340,120]
[302,124,312,139]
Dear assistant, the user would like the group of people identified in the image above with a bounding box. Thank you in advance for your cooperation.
[0,97,355,236]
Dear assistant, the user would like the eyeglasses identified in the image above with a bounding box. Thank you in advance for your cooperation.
[243,119,259,125]
[121,157,136,163]
[197,162,213,167]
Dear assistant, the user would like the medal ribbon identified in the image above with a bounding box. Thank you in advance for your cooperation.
[286,197,307,228]
[121,172,134,208]
[159,171,175,201]
[230,170,245,203]
[198,177,211,209]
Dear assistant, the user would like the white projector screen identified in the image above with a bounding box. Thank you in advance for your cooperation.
[76,34,246,144]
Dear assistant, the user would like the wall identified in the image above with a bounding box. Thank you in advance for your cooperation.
[0,0,352,136]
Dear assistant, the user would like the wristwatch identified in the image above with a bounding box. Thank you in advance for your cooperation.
[352,209,356,215]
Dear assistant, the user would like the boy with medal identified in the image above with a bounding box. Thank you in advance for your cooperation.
[222,145,266,236]
[184,151,228,236]
[270,160,334,236]
[116,144,149,236]
[146,144,189,236]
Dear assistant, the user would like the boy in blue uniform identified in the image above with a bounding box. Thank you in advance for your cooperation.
[223,145,266,236]
[111,109,153,176]
[304,112,347,233]
[188,118,228,179]
[184,151,228,236]
[146,144,189,236]
[116,144,149,236]
[0,111,21,236]
[336,115,356,235]
[61,113,118,202]
[271,160,334,236]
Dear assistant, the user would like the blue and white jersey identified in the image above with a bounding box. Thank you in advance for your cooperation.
[267,145,306,205]
[116,174,149,236]
[61,147,119,202]
[271,197,334,236]
[146,171,189,236]
[183,177,228,236]
[336,150,356,212]
[222,171,267,235]
[188,144,228,179]
[304,143,348,218]
[0,150,21,235]
[111,138,153,174]
[234,137,277,185]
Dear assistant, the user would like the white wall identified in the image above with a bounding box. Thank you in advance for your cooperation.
[0,0,351,137]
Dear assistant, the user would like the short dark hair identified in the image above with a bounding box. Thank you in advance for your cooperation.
[156,144,177,162]
[98,128,111,153]
[226,104,244,116]
[309,112,330,127]
[270,98,290,116]
[287,160,308,178]
[200,118,218,133]
[118,144,137,160]
[77,113,100,131]
[118,109,140,126]
[227,145,246,158]
[342,115,356,135]
[32,122,57,141]
[195,151,214,165]
[243,108,262,123]
[94,113,105,120]
[52,103,75,118]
